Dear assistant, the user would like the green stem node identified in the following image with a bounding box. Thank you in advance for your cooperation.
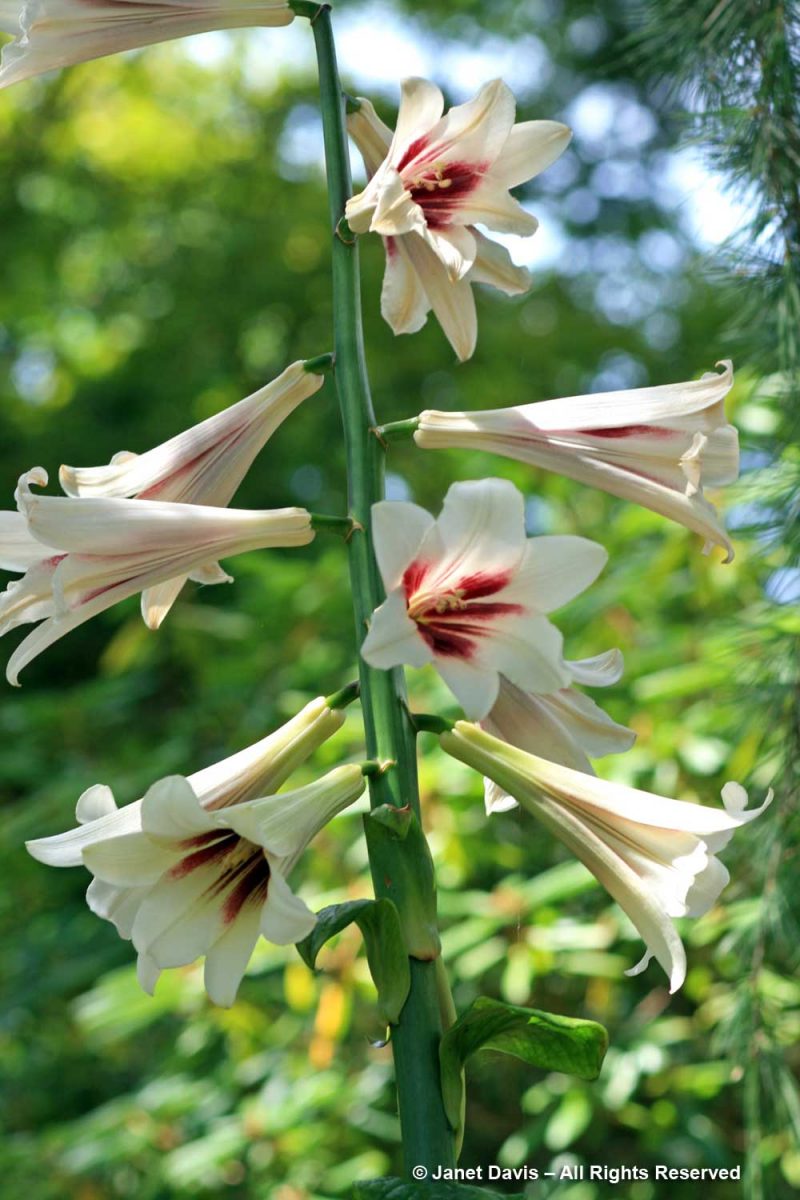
[377,416,421,443]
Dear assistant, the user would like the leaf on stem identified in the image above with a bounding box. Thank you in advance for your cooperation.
[439,996,608,1138]
[297,898,410,1025]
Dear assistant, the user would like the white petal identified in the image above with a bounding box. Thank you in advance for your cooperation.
[502,536,607,613]
[87,877,149,938]
[468,230,531,296]
[436,656,501,721]
[219,765,365,864]
[416,79,515,174]
[491,120,572,189]
[451,181,539,236]
[540,688,636,759]
[0,510,53,571]
[368,166,425,237]
[371,500,436,592]
[347,98,393,177]
[140,775,216,841]
[474,611,569,698]
[137,953,161,996]
[83,831,177,887]
[434,477,528,580]
[203,904,261,1006]
[26,795,142,867]
[259,869,317,944]
[76,783,118,823]
[361,588,433,671]
[421,225,478,282]
[391,77,445,164]
[398,233,477,361]
[131,862,232,967]
[140,575,188,630]
[567,649,624,688]
[380,238,430,334]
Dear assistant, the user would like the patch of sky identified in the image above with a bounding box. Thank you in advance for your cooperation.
[765,567,800,605]
[183,5,751,261]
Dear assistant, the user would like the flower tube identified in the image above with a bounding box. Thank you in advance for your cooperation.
[59,359,324,626]
[1,467,313,683]
[415,362,739,559]
[0,0,295,89]
[441,720,771,992]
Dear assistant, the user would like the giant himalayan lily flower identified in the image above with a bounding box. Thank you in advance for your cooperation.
[0,0,294,89]
[0,467,313,684]
[360,477,607,720]
[345,79,570,362]
[27,695,352,1004]
[483,649,636,814]
[415,361,739,560]
[441,721,772,992]
[58,359,324,628]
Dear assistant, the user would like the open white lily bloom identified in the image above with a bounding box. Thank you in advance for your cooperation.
[483,650,636,813]
[416,361,739,559]
[441,721,772,992]
[0,0,294,89]
[361,477,607,720]
[33,762,364,1006]
[60,360,323,627]
[1,467,313,684]
[346,80,570,361]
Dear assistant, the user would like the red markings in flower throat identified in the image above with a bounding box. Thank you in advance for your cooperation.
[395,138,486,229]
[402,560,522,660]
[172,829,271,925]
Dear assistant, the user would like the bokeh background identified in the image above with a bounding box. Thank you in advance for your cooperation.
[1,1,798,1198]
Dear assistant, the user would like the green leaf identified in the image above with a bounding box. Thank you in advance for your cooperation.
[297,899,410,1025]
[352,1178,523,1200]
[440,997,608,1136]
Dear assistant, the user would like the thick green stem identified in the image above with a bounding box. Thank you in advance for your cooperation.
[308,5,456,1173]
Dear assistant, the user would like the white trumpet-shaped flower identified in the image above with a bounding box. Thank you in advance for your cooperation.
[415,361,739,559]
[361,477,607,720]
[59,360,324,627]
[483,650,636,814]
[441,721,772,992]
[346,80,570,361]
[0,468,313,684]
[28,697,356,1005]
[0,0,295,89]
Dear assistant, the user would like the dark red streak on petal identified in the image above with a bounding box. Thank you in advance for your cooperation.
[169,830,238,878]
[575,424,672,439]
[409,164,486,230]
[454,570,513,600]
[222,854,271,924]
[402,559,431,597]
[417,623,476,659]
[396,135,430,172]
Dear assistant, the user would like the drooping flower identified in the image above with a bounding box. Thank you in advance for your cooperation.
[59,359,324,627]
[441,720,772,992]
[483,650,636,813]
[415,361,739,559]
[1,467,314,684]
[0,0,295,89]
[346,80,570,361]
[361,477,607,720]
[28,697,357,1005]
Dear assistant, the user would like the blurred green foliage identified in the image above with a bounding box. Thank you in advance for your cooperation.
[0,2,796,1198]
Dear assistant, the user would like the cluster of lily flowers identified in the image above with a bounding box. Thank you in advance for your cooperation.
[2,0,770,1005]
